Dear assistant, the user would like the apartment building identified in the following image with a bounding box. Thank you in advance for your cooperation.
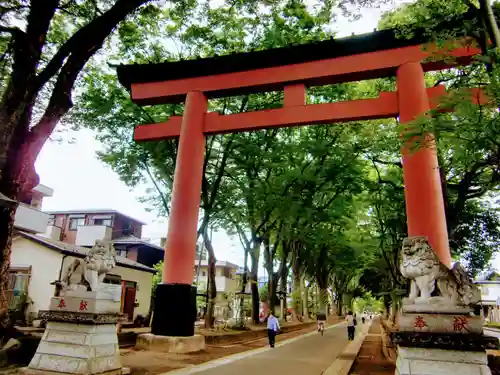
[44,209,164,268]
[13,184,54,234]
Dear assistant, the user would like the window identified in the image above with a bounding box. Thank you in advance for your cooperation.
[118,249,127,258]
[123,223,133,235]
[93,218,112,226]
[8,267,30,310]
[202,271,206,277]
[48,216,55,226]
[69,218,85,230]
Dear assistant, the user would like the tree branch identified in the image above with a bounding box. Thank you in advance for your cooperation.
[35,0,149,91]
[27,0,150,158]
[140,158,170,215]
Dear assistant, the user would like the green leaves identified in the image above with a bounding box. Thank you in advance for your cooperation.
[70,0,500,301]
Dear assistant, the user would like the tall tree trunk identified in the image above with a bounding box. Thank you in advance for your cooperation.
[0,206,16,337]
[291,243,302,321]
[279,260,288,320]
[238,249,249,324]
[292,271,302,321]
[302,276,310,321]
[269,272,280,314]
[249,241,260,324]
[318,287,328,316]
[250,273,259,324]
[336,294,343,316]
[203,230,217,329]
[263,236,277,314]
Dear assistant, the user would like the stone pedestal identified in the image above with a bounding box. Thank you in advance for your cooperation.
[49,286,122,315]
[22,284,128,375]
[136,333,205,354]
[27,321,122,375]
[395,346,491,375]
[151,284,197,336]
[393,309,499,375]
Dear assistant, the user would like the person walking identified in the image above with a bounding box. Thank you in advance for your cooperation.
[345,311,356,340]
[267,311,280,348]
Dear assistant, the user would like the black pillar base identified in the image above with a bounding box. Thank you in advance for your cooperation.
[152,283,196,337]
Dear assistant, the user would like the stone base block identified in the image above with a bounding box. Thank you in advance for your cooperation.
[402,304,473,315]
[395,346,491,375]
[61,285,122,302]
[136,334,205,354]
[398,312,483,334]
[50,296,120,314]
[20,366,130,375]
[27,321,122,374]
[151,284,196,336]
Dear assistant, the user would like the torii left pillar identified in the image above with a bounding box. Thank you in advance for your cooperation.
[151,91,207,337]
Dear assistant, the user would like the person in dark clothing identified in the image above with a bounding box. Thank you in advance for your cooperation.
[267,311,280,348]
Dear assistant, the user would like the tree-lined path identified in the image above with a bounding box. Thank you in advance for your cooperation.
[166,322,368,375]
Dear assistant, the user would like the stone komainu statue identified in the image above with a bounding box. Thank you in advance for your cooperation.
[400,236,480,306]
[61,240,117,292]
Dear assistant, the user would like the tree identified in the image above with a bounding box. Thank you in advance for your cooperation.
[378,0,500,275]
[0,0,164,337]
[75,0,342,325]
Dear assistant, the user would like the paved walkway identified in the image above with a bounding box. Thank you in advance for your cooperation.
[166,322,366,375]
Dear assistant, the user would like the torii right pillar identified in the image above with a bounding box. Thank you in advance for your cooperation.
[396,62,451,268]
[393,62,497,375]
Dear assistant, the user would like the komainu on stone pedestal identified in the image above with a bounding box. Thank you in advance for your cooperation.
[60,240,117,293]
[22,240,128,375]
[393,236,497,375]
[400,236,480,308]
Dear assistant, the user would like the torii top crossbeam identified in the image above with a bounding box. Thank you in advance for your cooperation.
[117,27,476,105]
[116,24,483,338]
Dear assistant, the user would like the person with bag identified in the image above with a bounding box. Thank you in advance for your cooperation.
[267,311,280,348]
[345,311,356,340]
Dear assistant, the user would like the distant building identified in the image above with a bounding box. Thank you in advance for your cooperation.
[194,260,240,318]
[44,209,144,245]
[14,184,53,234]
[44,209,164,268]
[475,280,500,322]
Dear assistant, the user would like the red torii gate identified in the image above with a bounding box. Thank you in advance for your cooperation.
[117,30,484,337]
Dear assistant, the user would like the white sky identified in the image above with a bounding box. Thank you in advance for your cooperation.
[41,2,489,277]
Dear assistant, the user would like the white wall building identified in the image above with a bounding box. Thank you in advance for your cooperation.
[10,233,155,323]
[475,280,500,322]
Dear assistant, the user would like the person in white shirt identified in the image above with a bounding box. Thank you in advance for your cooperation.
[345,311,355,340]
[267,311,280,348]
